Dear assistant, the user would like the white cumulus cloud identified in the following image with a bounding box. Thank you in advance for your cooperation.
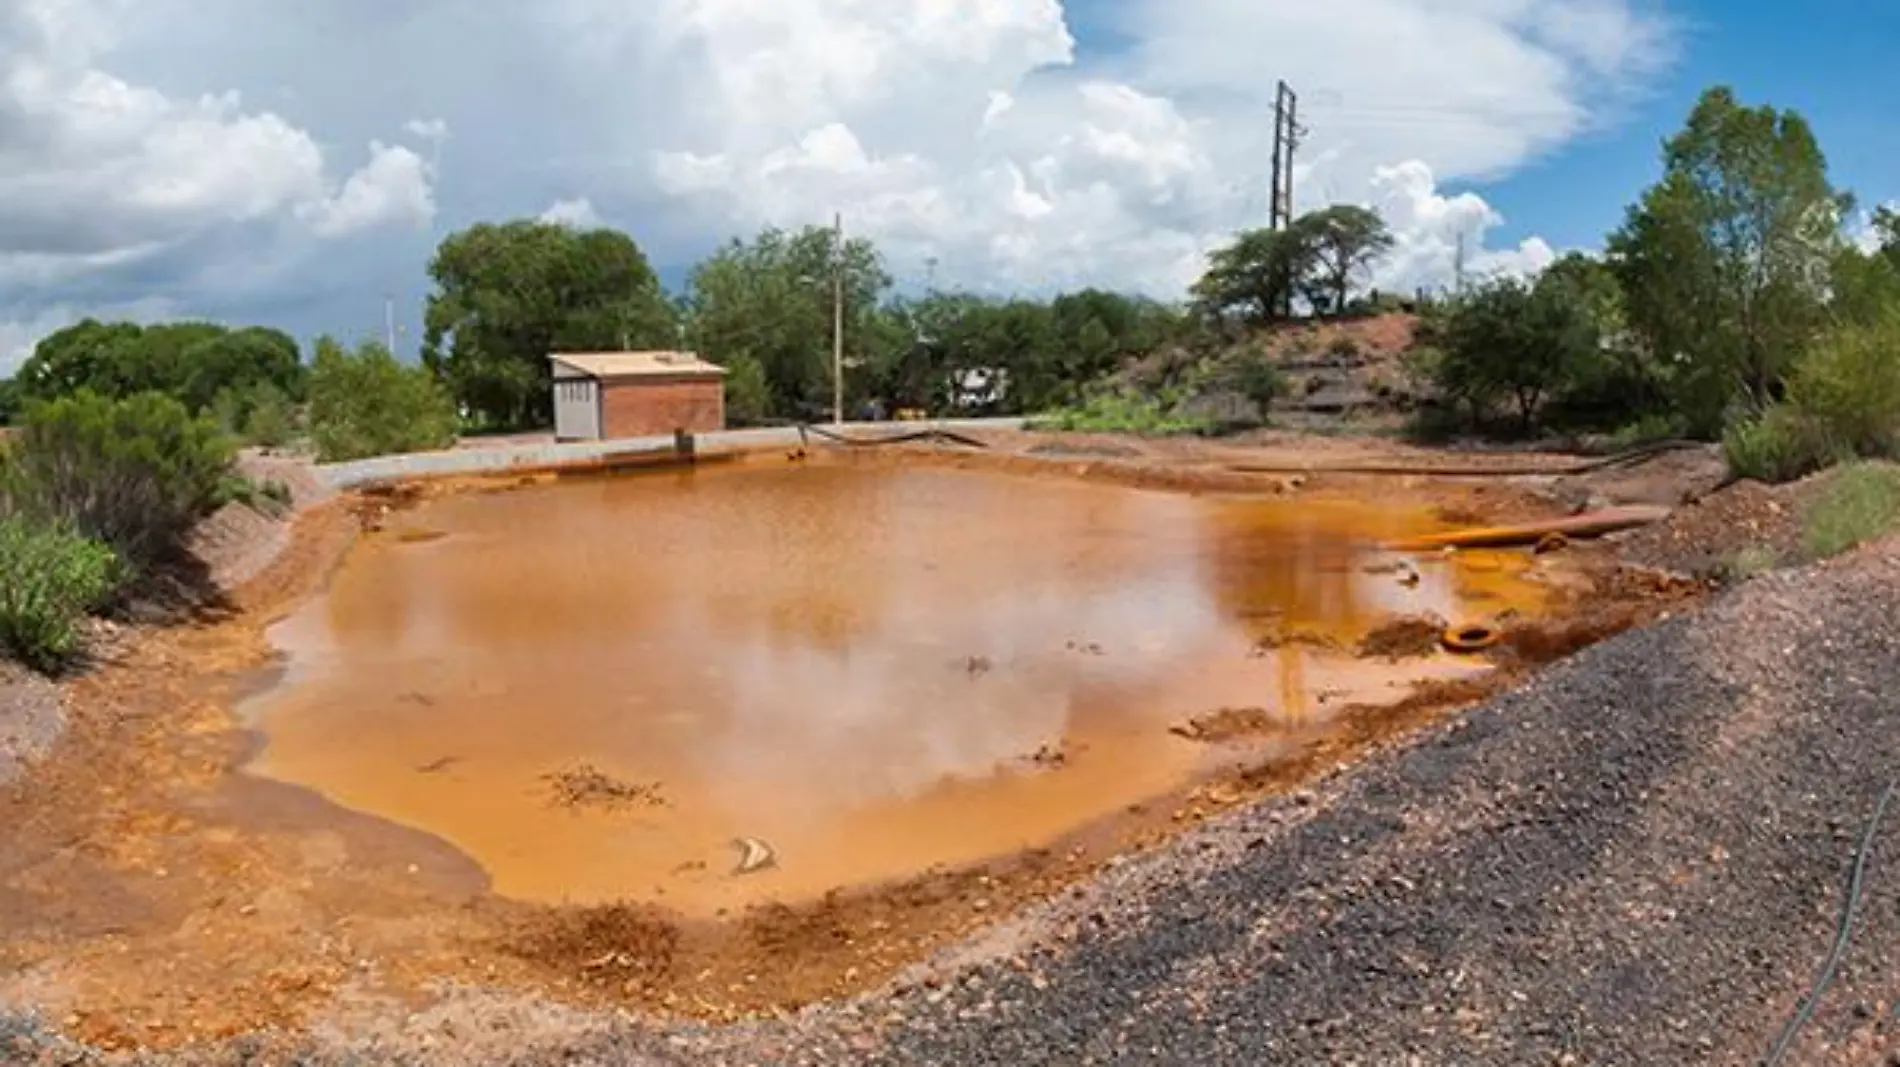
[539,197,604,229]
[0,0,1682,370]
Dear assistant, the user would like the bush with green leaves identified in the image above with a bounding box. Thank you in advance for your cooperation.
[1781,309,1900,462]
[4,390,236,565]
[1721,310,1900,483]
[308,338,458,462]
[1721,405,1833,484]
[1036,389,1213,436]
[0,518,125,672]
[211,382,300,449]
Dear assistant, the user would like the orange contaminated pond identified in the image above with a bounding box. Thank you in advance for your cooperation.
[242,461,1557,915]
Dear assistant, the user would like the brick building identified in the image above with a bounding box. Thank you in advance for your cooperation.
[548,351,727,441]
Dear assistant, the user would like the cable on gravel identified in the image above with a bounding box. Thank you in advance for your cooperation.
[1762,771,1899,1066]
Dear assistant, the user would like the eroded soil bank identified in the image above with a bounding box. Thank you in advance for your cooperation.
[0,431,1707,1062]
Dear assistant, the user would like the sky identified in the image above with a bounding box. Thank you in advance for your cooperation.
[1,0,1894,374]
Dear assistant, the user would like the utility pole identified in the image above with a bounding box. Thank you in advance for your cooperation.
[1269,79,1304,318]
[1269,80,1302,232]
[384,292,397,355]
[1454,231,1468,297]
[832,212,845,426]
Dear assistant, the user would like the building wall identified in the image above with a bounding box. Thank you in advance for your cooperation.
[600,375,725,438]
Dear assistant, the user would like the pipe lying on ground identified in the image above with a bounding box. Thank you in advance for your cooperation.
[1385,504,1672,551]
[1227,439,1705,479]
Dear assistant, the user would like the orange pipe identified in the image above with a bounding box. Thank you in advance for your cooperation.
[1386,504,1672,551]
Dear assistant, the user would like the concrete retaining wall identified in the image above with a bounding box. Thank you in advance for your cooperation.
[315,418,1027,489]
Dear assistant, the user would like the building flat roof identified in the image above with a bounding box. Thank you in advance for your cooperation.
[549,351,727,379]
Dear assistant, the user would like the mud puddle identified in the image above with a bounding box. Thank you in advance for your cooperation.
[242,461,1559,916]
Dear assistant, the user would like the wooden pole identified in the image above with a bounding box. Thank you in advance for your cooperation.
[832,212,845,425]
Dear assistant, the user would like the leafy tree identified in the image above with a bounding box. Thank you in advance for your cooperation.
[1872,205,1900,268]
[1191,228,1310,326]
[722,355,772,426]
[424,220,677,430]
[682,224,890,420]
[13,320,303,417]
[1290,205,1394,315]
[0,378,18,425]
[1830,244,1900,328]
[1426,274,1601,433]
[1607,86,1850,435]
[14,320,155,403]
[178,326,304,413]
[309,338,458,462]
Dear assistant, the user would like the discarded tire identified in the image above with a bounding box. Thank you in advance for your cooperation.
[1441,624,1501,654]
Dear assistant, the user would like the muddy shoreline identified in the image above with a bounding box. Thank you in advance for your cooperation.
[0,430,1717,1063]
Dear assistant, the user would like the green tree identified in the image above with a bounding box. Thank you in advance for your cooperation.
[1290,205,1394,315]
[423,220,678,430]
[1191,228,1311,326]
[681,224,890,420]
[0,378,18,425]
[1427,275,1601,433]
[1607,86,1850,435]
[722,354,772,426]
[178,326,305,413]
[1871,205,1900,268]
[1831,244,1900,328]
[14,320,304,417]
[308,338,459,462]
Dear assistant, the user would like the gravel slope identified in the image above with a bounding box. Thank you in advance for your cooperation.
[726,538,1900,1066]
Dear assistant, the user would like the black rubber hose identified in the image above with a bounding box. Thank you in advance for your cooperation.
[1762,772,1899,1066]
[800,423,989,449]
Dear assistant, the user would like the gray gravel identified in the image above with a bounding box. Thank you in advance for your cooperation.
[0,664,63,788]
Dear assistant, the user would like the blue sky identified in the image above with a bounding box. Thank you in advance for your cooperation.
[1421,1,1900,251]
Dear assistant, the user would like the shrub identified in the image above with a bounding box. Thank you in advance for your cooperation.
[217,474,294,518]
[1802,462,1900,560]
[1781,310,1900,462]
[1036,390,1213,436]
[1721,404,1834,484]
[1233,357,1284,411]
[5,390,235,564]
[210,381,298,449]
[243,384,297,449]
[308,338,458,462]
[0,518,124,672]
[1326,334,1361,359]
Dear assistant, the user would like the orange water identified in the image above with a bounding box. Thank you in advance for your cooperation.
[243,461,1552,914]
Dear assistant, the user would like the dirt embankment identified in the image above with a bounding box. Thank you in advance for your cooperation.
[0,429,1731,1066]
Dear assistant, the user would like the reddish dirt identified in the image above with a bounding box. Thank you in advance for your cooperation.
[0,430,1711,1057]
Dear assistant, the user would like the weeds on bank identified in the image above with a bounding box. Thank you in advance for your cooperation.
[1802,462,1900,560]
[1035,391,1215,436]
[0,518,126,672]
